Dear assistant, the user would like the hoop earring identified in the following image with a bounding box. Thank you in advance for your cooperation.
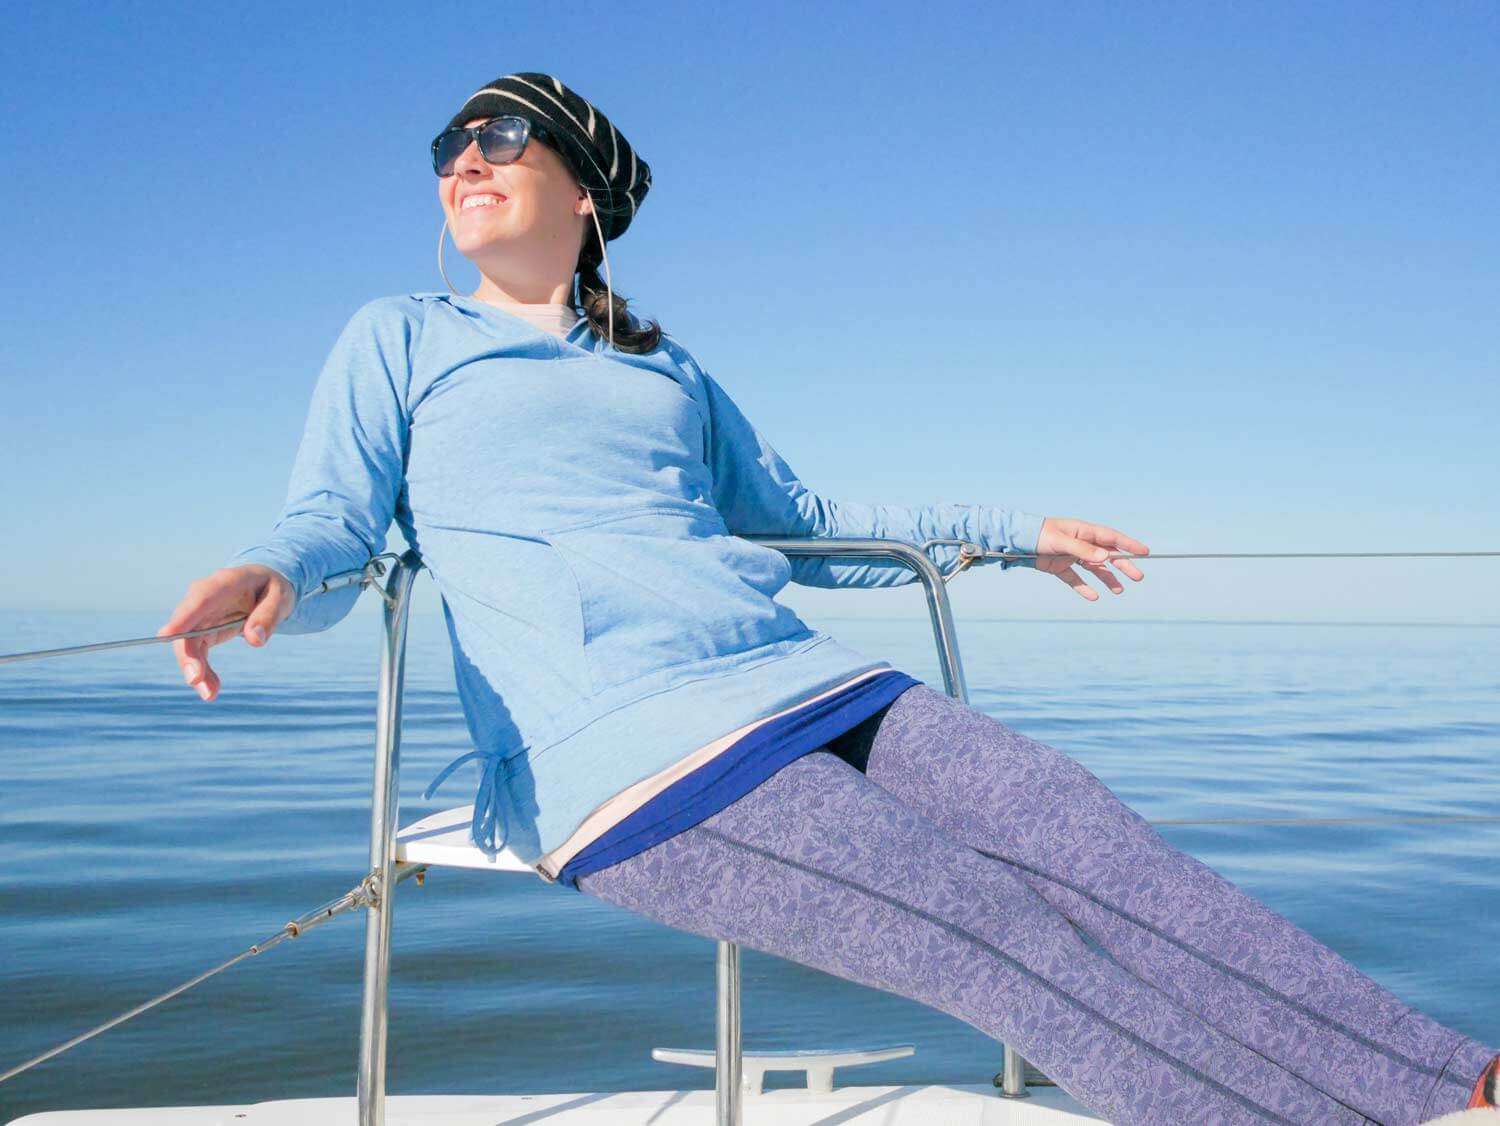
[437,216,461,296]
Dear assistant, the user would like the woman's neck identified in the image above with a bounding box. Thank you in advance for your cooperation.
[472,276,573,307]
[466,290,581,339]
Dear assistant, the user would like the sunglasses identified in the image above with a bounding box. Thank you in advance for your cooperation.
[430,114,570,178]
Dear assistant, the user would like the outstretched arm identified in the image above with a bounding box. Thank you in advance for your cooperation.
[224,298,418,633]
[698,366,1046,588]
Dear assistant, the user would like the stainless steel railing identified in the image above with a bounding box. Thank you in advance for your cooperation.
[352,535,1030,1126]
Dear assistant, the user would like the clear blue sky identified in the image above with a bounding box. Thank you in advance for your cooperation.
[2,1,1495,624]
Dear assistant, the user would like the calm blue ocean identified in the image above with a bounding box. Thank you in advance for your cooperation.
[1,603,1497,1120]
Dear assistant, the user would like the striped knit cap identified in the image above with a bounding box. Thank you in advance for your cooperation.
[444,72,652,243]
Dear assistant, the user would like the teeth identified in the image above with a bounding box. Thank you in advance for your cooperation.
[462,194,505,210]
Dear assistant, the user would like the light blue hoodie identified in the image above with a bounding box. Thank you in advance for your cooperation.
[226,293,1045,868]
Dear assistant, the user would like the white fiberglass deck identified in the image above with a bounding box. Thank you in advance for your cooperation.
[9,1084,1103,1124]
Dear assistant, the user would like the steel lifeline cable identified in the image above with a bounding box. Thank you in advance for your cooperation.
[6,550,1499,665]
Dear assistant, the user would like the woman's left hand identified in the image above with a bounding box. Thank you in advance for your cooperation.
[1035,516,1151,601]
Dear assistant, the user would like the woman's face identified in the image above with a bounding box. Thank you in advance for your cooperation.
[438,116,591,294]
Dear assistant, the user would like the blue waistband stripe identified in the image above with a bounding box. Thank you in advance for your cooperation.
[557,669,922,889]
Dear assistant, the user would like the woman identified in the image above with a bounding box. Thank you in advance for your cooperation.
[157,72,1498,1125]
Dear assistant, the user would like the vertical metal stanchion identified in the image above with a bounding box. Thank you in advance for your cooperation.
[1000,1043,1028,1098]
[716,940,743,1126]
[356,552,424,1126]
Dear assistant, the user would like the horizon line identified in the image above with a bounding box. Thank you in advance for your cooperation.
[2,608,1496,630]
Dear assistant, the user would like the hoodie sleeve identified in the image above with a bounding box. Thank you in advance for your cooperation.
[697,365,1046,589]
[223,297,418,634]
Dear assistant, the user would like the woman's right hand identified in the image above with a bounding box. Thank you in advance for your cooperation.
[156,565,297,701]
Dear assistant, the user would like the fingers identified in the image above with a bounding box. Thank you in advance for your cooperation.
[1078,523,1148,585]
[1051,565,1100,601]
[1080,560,1125,595]
[161,626,215,700]
[188,650,221,701]
[1042,557,1134,599]
[156,571,255,702]
[158,580,210,698]
[1041,517,1150,559]
[242,571,294,648]
[1034,516,1153,601]
[1088,523,1151,557]
[1057,534,1111,566]
[1038,517,1150,589]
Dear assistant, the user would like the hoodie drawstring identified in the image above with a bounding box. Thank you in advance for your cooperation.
[423,750,511,857]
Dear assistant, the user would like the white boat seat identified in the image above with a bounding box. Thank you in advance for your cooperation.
[395,806,532,874]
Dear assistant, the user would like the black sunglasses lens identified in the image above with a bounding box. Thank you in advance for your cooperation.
[433,129,473,176]
[476,117,527,164]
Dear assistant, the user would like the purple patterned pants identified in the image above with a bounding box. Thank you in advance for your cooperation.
[576,683,1494,1124]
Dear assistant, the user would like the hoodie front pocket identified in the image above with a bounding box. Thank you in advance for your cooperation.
[539,508,805,695]
[432,531,594,706]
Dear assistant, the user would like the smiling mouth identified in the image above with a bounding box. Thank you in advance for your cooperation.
[459,194,509,214]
